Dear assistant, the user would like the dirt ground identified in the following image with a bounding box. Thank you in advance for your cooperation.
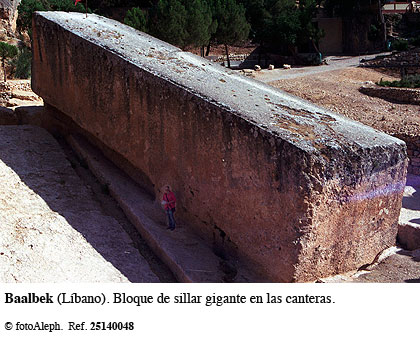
[0,125,162,282]
[188,43,257,57]
[0,79,43,108]
[267,67,420,138]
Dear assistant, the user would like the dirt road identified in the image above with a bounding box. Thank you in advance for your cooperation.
[255,53,392,82]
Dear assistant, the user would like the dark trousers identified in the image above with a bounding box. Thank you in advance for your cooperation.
[166,209,175,229]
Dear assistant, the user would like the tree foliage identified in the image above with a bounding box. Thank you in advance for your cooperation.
[17,0,87,35]
[297,0,324,52]
[129,0,215,49]
[12,47,32,79]
[0,42,18,82]
[211,0,250,46]
[322,0,386,17]
[240,0,322,52]
[148,0,188,48]
[262,0,301,50]
[124,7,148,32]
[183,0,213,48]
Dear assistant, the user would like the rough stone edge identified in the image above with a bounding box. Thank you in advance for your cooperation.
[359,85,420,106]
[398,224,420,250]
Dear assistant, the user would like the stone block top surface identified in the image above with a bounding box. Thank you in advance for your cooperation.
[34,11,404,154]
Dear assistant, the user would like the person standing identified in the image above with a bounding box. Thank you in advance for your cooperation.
[162,185,176,231]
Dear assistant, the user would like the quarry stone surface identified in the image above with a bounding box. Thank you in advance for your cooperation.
[0,125,159,282]
[398,174,420,250]
[32,12,408,282]
[359,85,420,106]
[0,0,19,36]
[68,134,265,282]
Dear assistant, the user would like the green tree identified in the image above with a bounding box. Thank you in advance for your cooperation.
[182,0,213,50]
[263,0,300,53]
[149,0,188,48]
[211,0,250,67]
[239,0,302,54]
[322,0,385,17]
[124,7,148,32]
[124,1,213,52]
[241,0,323,56]
[13,47,32,79]
[239,0,267,43]
[17,0,86,36]
[297,0,324,53]
[0,42,18,82]
[17,0,47,35]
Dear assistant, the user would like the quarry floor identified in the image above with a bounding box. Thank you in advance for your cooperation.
[0,125,175,282]
[0,76,419,283]
[260,66,420,138]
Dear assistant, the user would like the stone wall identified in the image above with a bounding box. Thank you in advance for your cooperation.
[395,134,420,175]
[360,49,420,76]
[359,85,420,105]
[32,12,408,282]
[318,17,343,54]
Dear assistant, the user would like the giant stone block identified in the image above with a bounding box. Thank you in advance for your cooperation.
[32,12,407,282]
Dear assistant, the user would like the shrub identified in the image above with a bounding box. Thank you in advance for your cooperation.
[378,75,420,88]
[13,47,32,79]
[409,35,420,47]
[124,7,148,32]
[0,41,18,82]
[392,38,408,51]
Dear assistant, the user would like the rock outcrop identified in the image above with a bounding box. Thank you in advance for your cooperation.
[0,0,20,38]
[31,12,408,282]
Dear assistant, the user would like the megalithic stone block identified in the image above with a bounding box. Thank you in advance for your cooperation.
[31,12,408,282]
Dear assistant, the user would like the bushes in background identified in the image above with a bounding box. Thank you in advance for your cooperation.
[378,75,420,89]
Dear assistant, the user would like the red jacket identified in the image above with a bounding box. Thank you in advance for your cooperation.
[163,191,176,210]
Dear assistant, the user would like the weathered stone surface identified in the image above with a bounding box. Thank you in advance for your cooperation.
[0,125,159,282]
[68,134,265,282]
[359,85,420,106]
[395,133,420,176]
[32,12,407,282]
[398,174,420,250]
[0,0,19,36]
[0,106,17,124]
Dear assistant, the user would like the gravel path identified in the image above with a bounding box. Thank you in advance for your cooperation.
[255,53,392,82]
[0,125,159,282]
